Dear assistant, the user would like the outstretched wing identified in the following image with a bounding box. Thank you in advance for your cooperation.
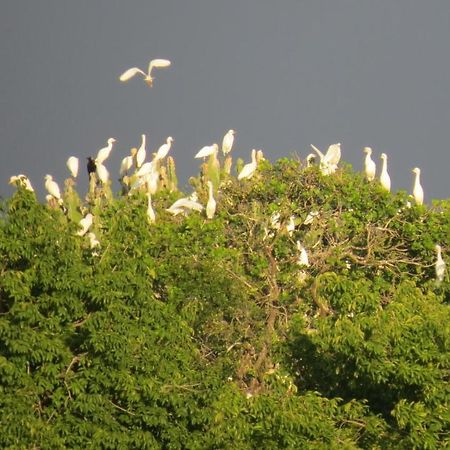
[119,67,146,82]
[148,59,171,75]
[310,144,324,160]
[323,143,341,165]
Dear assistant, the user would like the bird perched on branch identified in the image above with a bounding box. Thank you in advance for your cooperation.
[363,147,376,181]
[44,175,62,204]
[9,174,34,192]
[66,156,79,178]
[154,137,174,161]
[86,157,97,177]
[195,143,218,159]
[119,59,171,87]
[95,138,116,165]
[412,167,424,206]
[206,181,216,219]
[221,130,235,155]
[310,143,341,175]
[238,149,258,180]
[435,244,446,284]
[379,153,391,192]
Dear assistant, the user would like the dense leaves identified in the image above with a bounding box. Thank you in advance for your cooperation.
[1,160,449,448]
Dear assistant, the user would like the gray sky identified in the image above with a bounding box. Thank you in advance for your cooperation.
[1,0,449,201]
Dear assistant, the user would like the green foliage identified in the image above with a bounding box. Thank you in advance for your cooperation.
[1,160,449,448]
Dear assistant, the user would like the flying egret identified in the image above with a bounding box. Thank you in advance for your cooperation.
[206,181,216,219]
[363,147,376,181]
[44,175,62,202]
[296,241,310,267]
[412,167,424,206]
[136,134,147,168]
[86,157,97,176]
[9,174,34,192]
[238,149,258,180]
[154,137,173,161]
[119,58,171,87]
[221,130,235,155]
[96,163,109,184]
[77,213,93,236]
[195,143,218,159]
[167,197,204,216]
[95,138,116,165]
[379,153,391,192]
[66,156,79,178]
[435,244,446,284]
[120,155,133,176]
[146,192,156,223]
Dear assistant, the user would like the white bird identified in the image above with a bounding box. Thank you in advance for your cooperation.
[296,241,310,267]
[9,174,34,192]
[136,134,147,168]
[305,154,316,167]
[221,130,235,155]
[96,163,109,184]
[310,143,341,175]
[167,198,204,216]
[154,137,174,161]
[136,161,155,178]
[44,175,62,201]
[119,58,171,87]
[120,155,133,176]
[87,232,100,249]
[206,181,216,219]
[77,213,93,236]
[412,167,424,206]
[270,212,281,230]
[95,138,116,165]
[379,153,391,192]
[363,147,376,181]
[146,193,156,224]
[256,149,265,162]
[303,211,319,225]
[195,143,218,159]
[286,216,296,236]
[66,156,79,178]
[435,244,446,284]
[238,149,258,180]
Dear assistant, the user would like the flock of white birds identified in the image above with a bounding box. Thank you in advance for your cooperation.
[7,58,446,284]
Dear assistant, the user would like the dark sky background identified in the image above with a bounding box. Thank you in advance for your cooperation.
[1,1,450,201]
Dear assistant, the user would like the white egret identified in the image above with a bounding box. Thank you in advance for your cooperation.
[119,58,171,87]
[9,174,34,192]
[146,193,156,223]
[303,211,319,225]
[87,232,100,249]
[270,212,281,230]
[189,191,199,202]
[296,241,310,267]
[136,134,147,168]
[435,244,446,284]
[206,181,216,219]
[96,163,109,184]
[167,198,204,216]
[286,216,296,236]
[120,155,133,176]
[66,156,79,178]
[256,149,265,162]
[310,143,341,175]
[379,153,391,192]
[195,143,218,159]
[306,154,316,167]
[221,130,235,155]
[44,175,62,202]
[238,149,258,180]
[136,161,155,178]
[154,137,173,161]
[412,167,424,206]
[363,147,376,181]
[77,213,93,236]
[95,138,116,165]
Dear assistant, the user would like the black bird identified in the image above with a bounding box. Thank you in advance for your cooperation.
[86,157,97,176]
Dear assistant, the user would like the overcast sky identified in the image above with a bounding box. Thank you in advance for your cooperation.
[1,1,449,201]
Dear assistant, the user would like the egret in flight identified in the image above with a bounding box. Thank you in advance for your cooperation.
[412,167,424,206]
[363,147,376,181]
[238,149,257,180]
[66,156,79,178]
[379,153,391,192]
[119,59,171,87]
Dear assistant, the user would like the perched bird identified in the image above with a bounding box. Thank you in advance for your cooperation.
[305,153,317,167]
[435,244,446,284]
[136,161,155,178]
[119,155,133,176]
[96,163,109,184]
[296,241,310,267]
[87,232,100,249]
[238,149,257,180]
[119,58,171,87]
[270,212,281,230]
[9,174,34,192]
[86,157,97,176]
[195,143,218,159]
[66,156,79,178]
[44,175,62,202]
[286,216,296,236]
[412,167,424,206]
[77,213,93,236]
[303,211,319,225]
[96,138,116,165]
[256,149,265,162]
[221,130,235,155]
[206,181,216,219]
[379,153,391,192]
[363,147,376,181]
[154,137,174,161]
[146,193,156,223]
[136,134,147,168]
[311,143,341,175]
[167,197,204,216]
